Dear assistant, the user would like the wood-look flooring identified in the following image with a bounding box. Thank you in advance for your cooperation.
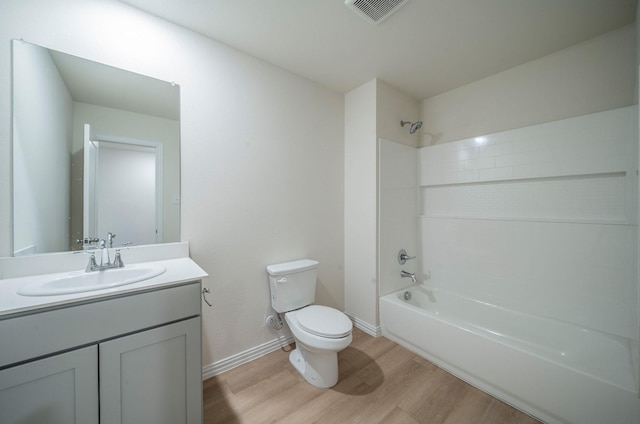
[203,328,541,424]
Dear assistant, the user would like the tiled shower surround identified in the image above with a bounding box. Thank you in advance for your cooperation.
[378,106,639,423]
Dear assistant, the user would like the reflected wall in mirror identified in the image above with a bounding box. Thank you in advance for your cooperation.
[12,39,181,256]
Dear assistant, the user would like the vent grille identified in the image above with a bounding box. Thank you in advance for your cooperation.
[345,0,409,25]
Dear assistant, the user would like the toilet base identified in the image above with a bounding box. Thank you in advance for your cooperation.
[289,346,339,388]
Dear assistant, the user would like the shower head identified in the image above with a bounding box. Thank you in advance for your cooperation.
[401,120,423,134]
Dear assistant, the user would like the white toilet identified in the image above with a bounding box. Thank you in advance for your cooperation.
[267,259,353,388]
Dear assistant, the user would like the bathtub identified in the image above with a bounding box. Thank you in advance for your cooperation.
[379,285,640,424]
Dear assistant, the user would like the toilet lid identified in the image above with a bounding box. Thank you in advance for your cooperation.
[295,305,352,338]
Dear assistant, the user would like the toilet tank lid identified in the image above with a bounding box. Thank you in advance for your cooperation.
[266,259,319,276]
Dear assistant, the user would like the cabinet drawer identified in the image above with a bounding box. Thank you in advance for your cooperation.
[0,281,201,368]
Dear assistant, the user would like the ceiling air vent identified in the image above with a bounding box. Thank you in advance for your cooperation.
[345,0,409,25]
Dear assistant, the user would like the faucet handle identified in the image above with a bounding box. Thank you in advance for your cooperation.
[113,250,125,268]
[398,249,416,264]
[87,254,99,272]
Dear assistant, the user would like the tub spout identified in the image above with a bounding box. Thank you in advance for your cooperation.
[401,270,416,283]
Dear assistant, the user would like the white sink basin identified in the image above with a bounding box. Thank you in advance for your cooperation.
[17,265,166,296]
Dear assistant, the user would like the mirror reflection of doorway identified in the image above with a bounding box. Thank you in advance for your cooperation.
[83,124,163,248]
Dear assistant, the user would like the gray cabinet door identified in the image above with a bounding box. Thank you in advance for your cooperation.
[0,345,99,424]
[99,317,202,424]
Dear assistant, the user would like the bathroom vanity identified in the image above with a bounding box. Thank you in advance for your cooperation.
[0,243,207,424]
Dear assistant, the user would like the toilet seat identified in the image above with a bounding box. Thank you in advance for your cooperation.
[294,305,352,339]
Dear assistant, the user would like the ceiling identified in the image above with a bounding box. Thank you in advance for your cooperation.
[119,0,637,100]
[50,49,180,120]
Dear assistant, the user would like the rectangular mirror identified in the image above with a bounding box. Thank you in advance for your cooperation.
[12,39,180,256]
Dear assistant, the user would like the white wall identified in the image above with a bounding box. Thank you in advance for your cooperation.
[71,103,180,247]
[0,0,344,369]
[344,79,378,330]
[418,107,638,340]
[377,82,420,298]
[421,24,636,146]
[417,21,637,334]
[378,139,417,296]
[417,22,639,391]
[345,79,418,332]
[377,81,421,148]
[12,40,73,255]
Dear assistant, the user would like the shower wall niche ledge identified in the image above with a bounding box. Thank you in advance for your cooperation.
[418,106,638,225]
[419,106,637,187]
[419,172,632,224]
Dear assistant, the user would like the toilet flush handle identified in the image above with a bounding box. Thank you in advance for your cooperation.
[277,277,287,283]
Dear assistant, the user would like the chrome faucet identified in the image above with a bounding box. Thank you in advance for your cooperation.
[107,232,116,248]
[83,239,125,272]
[100,239,110,265]
[401,270,416,283]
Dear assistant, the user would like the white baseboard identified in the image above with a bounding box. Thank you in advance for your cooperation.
[348,315,381,337]
[202,334,294,380]
[202,315,381,380]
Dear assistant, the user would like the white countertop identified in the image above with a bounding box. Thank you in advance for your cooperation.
[0,256,208,319]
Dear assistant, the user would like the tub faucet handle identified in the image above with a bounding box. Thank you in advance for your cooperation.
[398,249,416,264]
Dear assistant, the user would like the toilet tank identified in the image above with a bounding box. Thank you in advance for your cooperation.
[266,259,319,313]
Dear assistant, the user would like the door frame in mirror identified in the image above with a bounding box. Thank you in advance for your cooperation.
[82,124,164,249]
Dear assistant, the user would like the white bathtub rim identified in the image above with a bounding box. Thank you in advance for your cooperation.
[407,284,637,342]
[395,284,638,392]
[380,295,640,424]
[381,328,556,424]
